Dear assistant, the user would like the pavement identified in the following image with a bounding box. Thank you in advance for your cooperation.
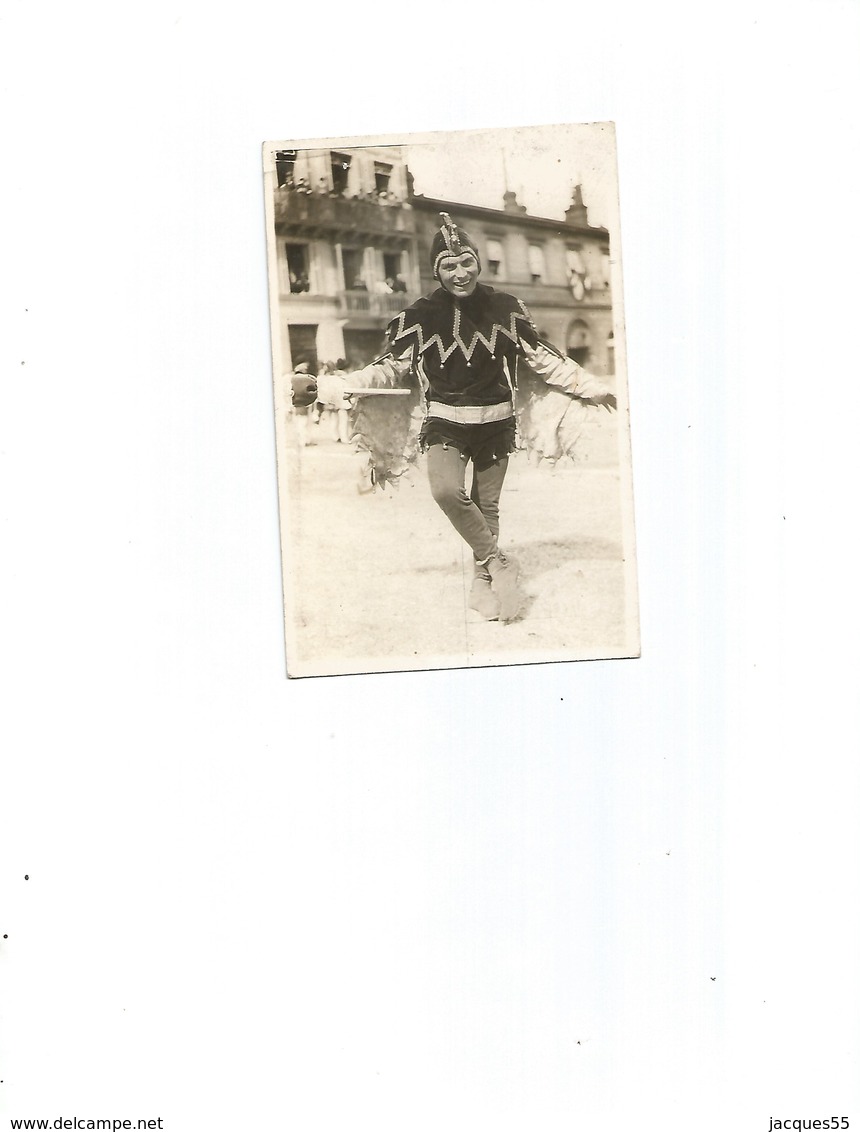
[277,410,639,677]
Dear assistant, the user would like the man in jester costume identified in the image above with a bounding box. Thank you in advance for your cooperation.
[346,212,617,623]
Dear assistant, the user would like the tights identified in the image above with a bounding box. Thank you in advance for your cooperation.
[426,443,508,564]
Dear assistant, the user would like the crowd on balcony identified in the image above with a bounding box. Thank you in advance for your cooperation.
[357,274,409,295]
[289,272,413,303]
[277,173,403,206]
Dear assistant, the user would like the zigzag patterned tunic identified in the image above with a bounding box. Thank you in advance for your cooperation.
[347,283,615,486]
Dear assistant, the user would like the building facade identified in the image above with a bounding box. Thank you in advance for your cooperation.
[271,146,421,372]
[411,186,615,376]
[272,146,615,378]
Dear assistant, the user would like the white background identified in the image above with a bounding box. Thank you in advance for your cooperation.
[1,3,859,1130]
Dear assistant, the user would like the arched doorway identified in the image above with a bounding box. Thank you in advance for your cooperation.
[566,319,591,366]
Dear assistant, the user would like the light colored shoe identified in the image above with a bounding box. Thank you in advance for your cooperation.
[469,571,500,620]
[485,551,522,622]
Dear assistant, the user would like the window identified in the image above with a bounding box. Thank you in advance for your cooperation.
[330,151,352,194]
[566,247,587,299]
[374,161,393,193]
[275,149,297,187]
[486,238,505,279]
[383,252,402,280]
[566,248,585,277]
[341,247,366,290]
[382,251,408,292]
[566,319,591,366]
[528,244,545,283]
[286,243,310,293]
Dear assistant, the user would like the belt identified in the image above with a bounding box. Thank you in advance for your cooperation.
[426,400,514,425]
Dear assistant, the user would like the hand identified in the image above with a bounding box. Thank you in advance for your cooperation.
[577,391,616,412]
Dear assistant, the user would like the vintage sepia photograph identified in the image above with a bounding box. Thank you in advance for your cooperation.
[7,8,860,1125]
[263,123,640,677]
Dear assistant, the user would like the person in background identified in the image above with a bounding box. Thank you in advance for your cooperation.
[314,361,352,444]
[286,361,318,448]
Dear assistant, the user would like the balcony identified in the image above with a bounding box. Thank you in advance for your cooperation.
[336,290,421,320]
[274,186,416,242]
[501,279,612,310]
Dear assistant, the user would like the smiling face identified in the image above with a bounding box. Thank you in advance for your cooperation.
[437,251,480,298]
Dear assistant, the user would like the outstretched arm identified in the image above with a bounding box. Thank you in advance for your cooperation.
[346,348,413,391]
[519,339,616,410]
[342,346,423,490]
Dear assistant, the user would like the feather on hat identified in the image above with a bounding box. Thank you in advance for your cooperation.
[430,212,482,278]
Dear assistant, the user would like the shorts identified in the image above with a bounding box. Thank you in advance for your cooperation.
[420,416,516,471]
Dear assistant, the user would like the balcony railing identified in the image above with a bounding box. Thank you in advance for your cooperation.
[493,279,611,308]
[336,291,420,317]
[274,187,415,240]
